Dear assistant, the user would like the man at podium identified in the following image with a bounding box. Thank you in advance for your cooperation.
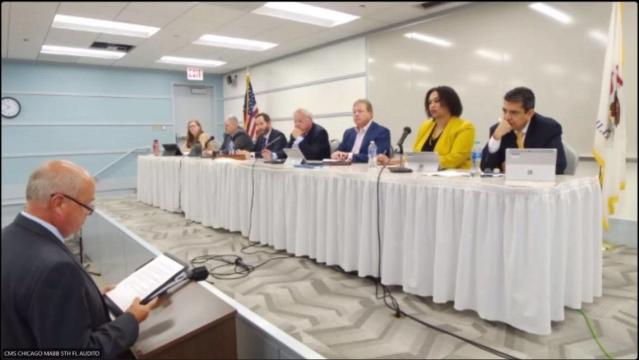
[1,160,158,358]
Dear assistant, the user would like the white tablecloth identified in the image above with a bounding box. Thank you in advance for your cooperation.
[137,155,603,335]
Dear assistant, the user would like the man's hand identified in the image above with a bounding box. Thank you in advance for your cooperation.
[291,127,304,139]
[126,297,160,323]
[262,149,272,160]
[376,154,390,165]
[331,151,349,160]
[100,285,115,295]
[492,117,512,141]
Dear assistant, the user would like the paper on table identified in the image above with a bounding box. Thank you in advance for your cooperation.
[423,170,471,177]
[106,254,185,312]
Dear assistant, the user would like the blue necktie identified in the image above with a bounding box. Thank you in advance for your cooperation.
[261,137,267,150]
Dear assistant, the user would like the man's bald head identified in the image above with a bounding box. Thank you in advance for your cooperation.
[26,160,94,203]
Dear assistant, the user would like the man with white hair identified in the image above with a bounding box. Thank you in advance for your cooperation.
[264,108,330,161]
[1,160,157,357]
[220,115,254,153]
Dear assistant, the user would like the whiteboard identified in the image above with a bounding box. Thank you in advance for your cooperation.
[368,2,637,157]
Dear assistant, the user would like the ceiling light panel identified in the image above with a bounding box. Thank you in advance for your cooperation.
[41,45,126,59]
[52,14,160,38]
[252,2,359,28]
[157,56,226,67]
[194,34,278,51]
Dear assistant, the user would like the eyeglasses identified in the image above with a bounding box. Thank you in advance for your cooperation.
[50,193,95,215]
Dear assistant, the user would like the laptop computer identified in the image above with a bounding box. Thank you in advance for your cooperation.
[187,143,202,157]
[162,144,183,156]
[283,148,324,166]
[505,148,556,183]
[405,152,439,173]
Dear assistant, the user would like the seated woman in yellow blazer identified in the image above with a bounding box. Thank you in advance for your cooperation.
[378,86,475,169]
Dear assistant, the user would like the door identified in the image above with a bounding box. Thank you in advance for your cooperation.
[172,84,215,144]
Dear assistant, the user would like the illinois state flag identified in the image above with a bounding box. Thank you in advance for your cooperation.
[593,2,626,230]
[243,74,259,140]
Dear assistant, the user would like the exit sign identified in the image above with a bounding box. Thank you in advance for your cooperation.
[187,67,203,81]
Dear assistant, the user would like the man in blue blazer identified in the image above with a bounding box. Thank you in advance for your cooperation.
[252,112,287,159]
[480,87,567,174]
[332,99,391,163]
[1,160,157,358]
[280,108,331,161]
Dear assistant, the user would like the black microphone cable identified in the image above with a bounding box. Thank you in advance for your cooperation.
[372,157,520,360]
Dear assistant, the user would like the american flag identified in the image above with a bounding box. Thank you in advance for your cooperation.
[243,74,259,140]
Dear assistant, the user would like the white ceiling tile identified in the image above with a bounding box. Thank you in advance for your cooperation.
[208,2,265,12]
[212,13,284,39]
[2,3,10,58]
[56,2,127,19]
[9,2,59,60]
[254,21,323,44]
[116,2,196,27]
[44,28,98,47]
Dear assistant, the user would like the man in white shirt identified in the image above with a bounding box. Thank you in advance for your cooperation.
[332,99,391,163]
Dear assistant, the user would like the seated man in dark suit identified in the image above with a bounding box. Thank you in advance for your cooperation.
[271,108,330,161]
[251,112,287,159]
[331,99,391,162]
[480,87,567,174]
[220,115,254,153]
[1,160,158,358]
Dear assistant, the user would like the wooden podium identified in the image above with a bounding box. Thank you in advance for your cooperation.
[132,282,237,359]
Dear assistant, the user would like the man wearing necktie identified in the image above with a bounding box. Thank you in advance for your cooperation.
[480,87,567,174]
[252,113,286,159]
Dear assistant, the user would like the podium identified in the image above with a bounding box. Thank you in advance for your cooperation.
[132,282,237,359]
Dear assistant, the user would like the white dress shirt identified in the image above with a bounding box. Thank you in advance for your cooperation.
[488,120,530,153]
[20,211,65,243]
[348,121,372,160]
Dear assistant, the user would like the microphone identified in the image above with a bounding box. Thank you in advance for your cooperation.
[264,134,285,150]
[389,126,413,174]
[205,135,215,146]
[396,126,412,148]
[140,266,210,304]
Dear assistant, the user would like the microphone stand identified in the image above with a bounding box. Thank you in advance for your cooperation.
[388,143,412,173]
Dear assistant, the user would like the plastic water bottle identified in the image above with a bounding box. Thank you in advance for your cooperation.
[470,141,482,176]
[368,141,377,168]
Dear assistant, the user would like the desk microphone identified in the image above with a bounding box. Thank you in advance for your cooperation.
[264,134,285,150]
[140,266,210,304]
[389,126,413,173]
[205,135,215,147]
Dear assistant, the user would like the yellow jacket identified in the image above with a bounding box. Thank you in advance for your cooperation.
[412,117,475,169]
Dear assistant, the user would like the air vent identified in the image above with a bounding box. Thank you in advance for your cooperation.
[421,2,445,9]
[90,41,135,53]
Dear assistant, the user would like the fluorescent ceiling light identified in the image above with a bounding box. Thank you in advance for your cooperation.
[252,2,359,27]
[529,3,573,24]
[394,62,431,73]
[41,45,125,59]
[404,32,453,47]
[475,48,511,62]
[52,14,160,38]
[194,34,278,51]
[588,30,607,45]
[157,56,226,68]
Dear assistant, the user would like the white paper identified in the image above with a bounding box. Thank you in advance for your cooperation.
[106,255,185,312]
[423,170,471,177]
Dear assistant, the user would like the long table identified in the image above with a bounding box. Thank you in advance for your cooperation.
[137,155,603,335]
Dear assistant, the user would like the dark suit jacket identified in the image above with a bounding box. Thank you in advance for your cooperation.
[336,121,391,162]
[286,123,331,161]
[480,112,567,174]
[254,128,287,159]
[220,129,254,152]
[1,214,139,358]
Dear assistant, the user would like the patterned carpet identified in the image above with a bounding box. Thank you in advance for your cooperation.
[94,196,637,359]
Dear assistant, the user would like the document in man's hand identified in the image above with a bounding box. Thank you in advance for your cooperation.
[105,254,186,315]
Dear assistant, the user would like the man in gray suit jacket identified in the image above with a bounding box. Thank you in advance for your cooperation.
[1,160,157,358]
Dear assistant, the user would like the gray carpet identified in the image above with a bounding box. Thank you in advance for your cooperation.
[94,196,637,359]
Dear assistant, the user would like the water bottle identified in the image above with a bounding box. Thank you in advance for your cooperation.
[470,141,482,176]
[368,141,377,168]
[152,139,160,156]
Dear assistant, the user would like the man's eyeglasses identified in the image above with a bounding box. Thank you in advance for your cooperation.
[50,193,94,215]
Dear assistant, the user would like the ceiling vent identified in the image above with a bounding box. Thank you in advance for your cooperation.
[90,41,135,53]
